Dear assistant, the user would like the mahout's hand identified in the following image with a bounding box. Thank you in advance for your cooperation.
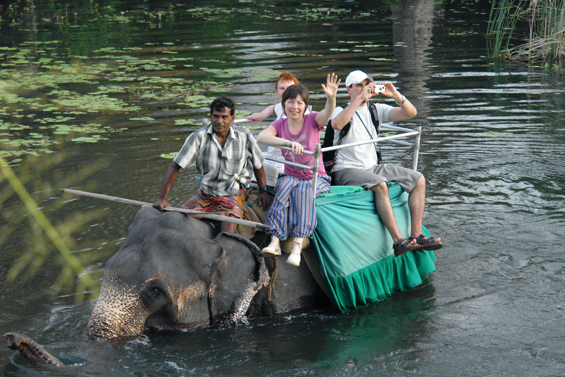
[257,191,273,211]
[153,198,171,212]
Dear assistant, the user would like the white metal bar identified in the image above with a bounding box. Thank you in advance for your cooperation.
[380,124,417,133]
[412,126,422,171]
[256,122,422,187]
[264,157,313,170]
[384,139,413,147]
[320,131,420,153]
[311,144,320,195]
[278,145,315,156]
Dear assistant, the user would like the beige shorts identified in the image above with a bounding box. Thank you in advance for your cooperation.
[332,164,422,193]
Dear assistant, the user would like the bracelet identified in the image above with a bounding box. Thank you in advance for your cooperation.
[396,95,407,106]
[259,187,268,193]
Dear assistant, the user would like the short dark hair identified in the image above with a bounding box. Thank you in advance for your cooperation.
[210,96,235,116]
[281,84,309,110]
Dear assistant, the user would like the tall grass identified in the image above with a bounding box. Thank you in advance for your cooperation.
[0,154,108,303]
[487,0,530,59]
[488,0,565,69]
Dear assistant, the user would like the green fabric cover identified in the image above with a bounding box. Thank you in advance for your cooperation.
[318,185,365,197]
[312,183,437,313]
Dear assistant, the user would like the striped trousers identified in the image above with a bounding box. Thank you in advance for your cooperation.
[265,174,331,240]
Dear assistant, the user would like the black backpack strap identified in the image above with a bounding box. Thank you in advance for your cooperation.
[367,101,382,164]
[367,102,380,135]
[321,120,335,153]
[323,102,383,168]
[322,103,351,171]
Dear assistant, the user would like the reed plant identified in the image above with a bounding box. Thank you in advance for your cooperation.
[0,154,108,303]
[488,0,565,69]
[487,0,530,59]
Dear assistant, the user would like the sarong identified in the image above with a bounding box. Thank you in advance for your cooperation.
[181,189,245,219]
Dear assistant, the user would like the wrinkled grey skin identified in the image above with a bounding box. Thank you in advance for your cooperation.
[87,206,326,341]
[4,333,65,368]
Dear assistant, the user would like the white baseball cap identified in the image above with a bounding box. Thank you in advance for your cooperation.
[345,70,374,87]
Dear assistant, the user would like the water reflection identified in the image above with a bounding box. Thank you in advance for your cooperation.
[391,0,434,121]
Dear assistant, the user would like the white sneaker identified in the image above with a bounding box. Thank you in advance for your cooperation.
[286,240,302,266]
[261,237,281,257]
[286,252,301,266]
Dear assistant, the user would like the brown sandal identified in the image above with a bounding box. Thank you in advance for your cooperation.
[393,238,419,257]
[411,235,443,251]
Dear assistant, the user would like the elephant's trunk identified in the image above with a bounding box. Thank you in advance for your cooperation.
[4,333,65,367]
[87,283,148,340]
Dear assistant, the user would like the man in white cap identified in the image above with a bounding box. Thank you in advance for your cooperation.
[330,70,442,257]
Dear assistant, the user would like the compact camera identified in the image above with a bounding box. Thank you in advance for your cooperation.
[374,85,385,93]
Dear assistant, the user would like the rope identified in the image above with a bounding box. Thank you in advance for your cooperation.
[267,257,278,301]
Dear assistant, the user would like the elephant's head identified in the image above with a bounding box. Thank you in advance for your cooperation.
[87,206,269,341]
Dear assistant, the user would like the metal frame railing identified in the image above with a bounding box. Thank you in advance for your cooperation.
[320,124,422,171]
[234,119,422,194]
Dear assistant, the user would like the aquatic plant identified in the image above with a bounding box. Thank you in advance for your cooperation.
[296,7,351,21]
[0,153,109,303]
[488,0,565,69]
[0,41,234,164]
[487,0,529,59]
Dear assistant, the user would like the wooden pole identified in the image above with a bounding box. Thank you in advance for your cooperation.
[61,189,275,230]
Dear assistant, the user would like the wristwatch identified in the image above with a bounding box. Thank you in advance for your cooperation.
[396,95,407,106]
[259,187,268,193]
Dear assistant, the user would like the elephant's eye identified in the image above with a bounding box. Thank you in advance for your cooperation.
[150,287,164,297]
[141,284,168,309]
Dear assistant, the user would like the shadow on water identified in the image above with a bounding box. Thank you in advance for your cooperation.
[1,0,565,375]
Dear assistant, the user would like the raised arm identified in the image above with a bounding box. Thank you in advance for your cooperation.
[245,105,276,123]
[330,83,376,130]
[315,73,340,127]
[379,81,417,121]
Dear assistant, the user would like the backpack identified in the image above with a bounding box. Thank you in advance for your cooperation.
[322,102,382,174]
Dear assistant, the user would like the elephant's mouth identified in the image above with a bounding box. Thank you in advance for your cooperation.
[144,311,209,332]
[133,308,219,337]
[88,310,210,341]
[86,319,140,341]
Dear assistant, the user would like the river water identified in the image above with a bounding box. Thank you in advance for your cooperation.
[1,0,564,375]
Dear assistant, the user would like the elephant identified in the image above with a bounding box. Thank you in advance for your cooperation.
[4,206,329,367]
[86,205,329,341]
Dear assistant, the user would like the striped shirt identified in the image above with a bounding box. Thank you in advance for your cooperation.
[174,124,264,197]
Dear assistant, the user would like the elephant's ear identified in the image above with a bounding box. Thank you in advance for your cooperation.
[208,232,269,323]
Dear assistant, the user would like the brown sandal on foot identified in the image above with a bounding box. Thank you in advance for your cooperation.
[393,237,419,257]
[411,235,443,251]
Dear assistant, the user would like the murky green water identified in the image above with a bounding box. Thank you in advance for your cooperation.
[1,0,564,375]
